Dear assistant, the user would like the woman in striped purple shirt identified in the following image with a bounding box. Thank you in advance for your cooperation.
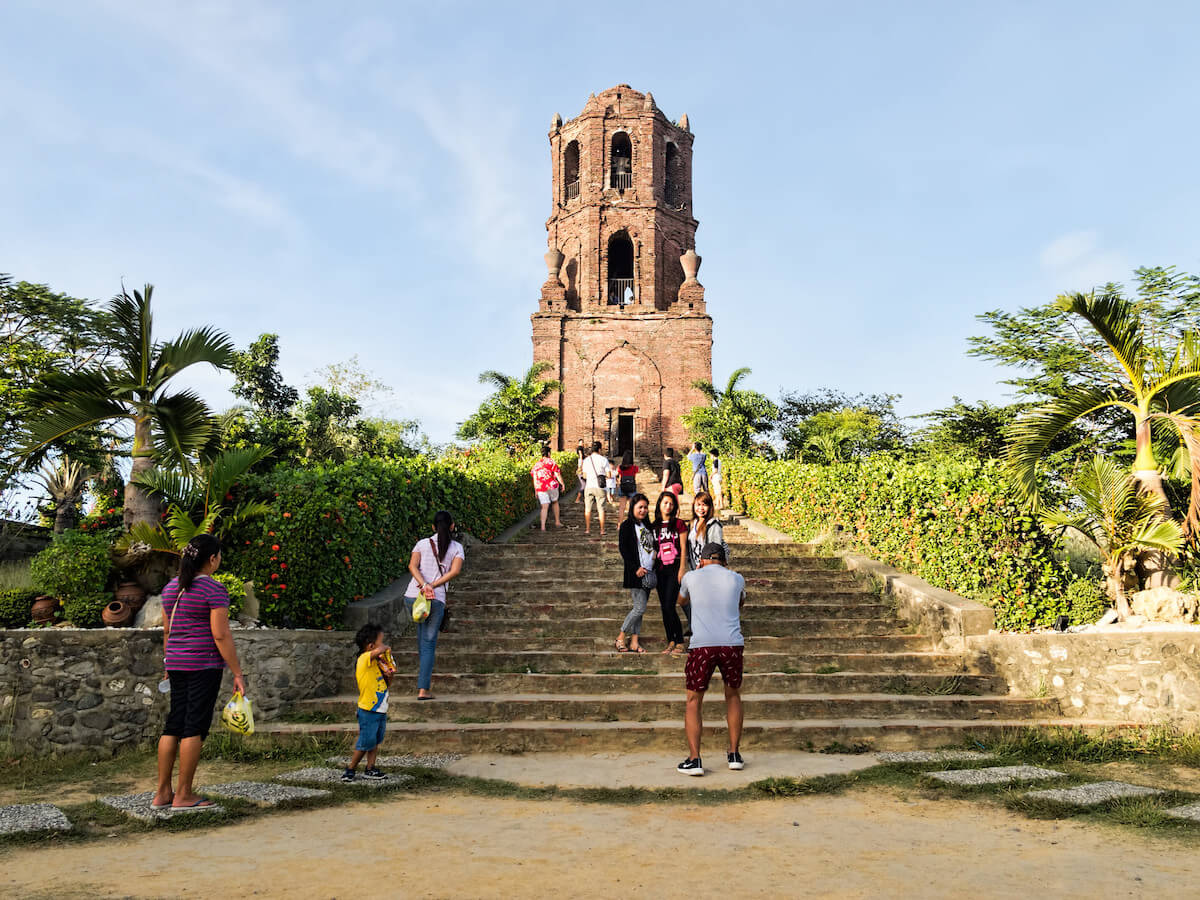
[151,534,246,810]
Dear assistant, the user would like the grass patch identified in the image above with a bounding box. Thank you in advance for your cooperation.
[453,717,490,725]
[278,710,341,724]
[0,559,33,591]
[595,668,656,676]
[974,726,1200,767]
[814,664,842,675]
[749,773,858,796]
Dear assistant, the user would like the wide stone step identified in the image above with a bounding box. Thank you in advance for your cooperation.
[401,650,982,674]
[447,617,901,638]
[295,693,1054,724]
[456,601,892,618]
[255,717,1107,753]
[449,584,872,601]
[451,575,860,591]
[322,671,1007,697]
[395,634,930,653]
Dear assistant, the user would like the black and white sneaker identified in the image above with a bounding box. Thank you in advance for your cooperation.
[727,751,745,771]
[676,757,704,776]
[362,767,387,780]
[340,769,356,783]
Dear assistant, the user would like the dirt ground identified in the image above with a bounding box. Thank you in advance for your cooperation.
[4,790,1196,899]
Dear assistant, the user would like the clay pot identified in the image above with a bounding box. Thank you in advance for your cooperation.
[31,596,59,624]
[114,580,147,612]
[102,600,133,628]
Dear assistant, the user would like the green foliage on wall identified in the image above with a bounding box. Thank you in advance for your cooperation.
[0,588,39,628]
[724,455,1073,630]
[211,571,247,619]
[30,531,114,602]
[227,450,576,627]
[62,592,110,628]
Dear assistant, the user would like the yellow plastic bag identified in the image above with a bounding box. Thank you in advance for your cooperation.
[221,690,255,735]
[412,594,431,623]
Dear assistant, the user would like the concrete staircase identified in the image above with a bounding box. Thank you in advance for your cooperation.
[261,477,1081,752]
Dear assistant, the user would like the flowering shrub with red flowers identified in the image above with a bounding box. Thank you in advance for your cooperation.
[723,454,1072,630]
[227,450,576,628]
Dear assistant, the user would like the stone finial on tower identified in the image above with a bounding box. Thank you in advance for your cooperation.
[678,249,705,311]
[540,248,566,310]
[552,112,562,130]
[678,113,690,132]
[644,92,655,110]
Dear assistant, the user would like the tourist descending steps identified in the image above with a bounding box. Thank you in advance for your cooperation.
[530,445,566,531]
[616,449,639,519]
[660,447,684,497]
[688,441,709,495]
[676,542,747,776]
[403,511,464,700]
[581,441,609,536]
[616,493,655,654]
[652,491,688,655]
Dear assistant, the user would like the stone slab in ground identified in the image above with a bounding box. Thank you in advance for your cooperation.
[875,750,995,764]
[443,751,877,790]
[925,766,1065,787]
[276,768,413,789]
[0,803,72,836]
[100,792,225,823]
[205,781,331,806]
[1165,802,1200,823]
[1024,781,1165,807]
[326,754,461,770]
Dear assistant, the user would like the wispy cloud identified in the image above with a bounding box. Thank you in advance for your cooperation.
[1039,229,1129,291]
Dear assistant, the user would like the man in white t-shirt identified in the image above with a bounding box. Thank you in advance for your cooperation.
[675,542,746,776]
[581,440,609,536]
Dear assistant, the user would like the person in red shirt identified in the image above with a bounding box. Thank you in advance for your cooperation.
[616,449,640,519]
[530,445,566,531]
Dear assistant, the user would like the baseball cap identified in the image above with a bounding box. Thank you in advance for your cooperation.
[700,542,726,562]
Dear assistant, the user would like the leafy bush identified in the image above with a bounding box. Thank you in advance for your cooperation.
[226,450,577,628]
[724,454,1073,630]
[30,531,114,603]
[1066,578,1108,625]
[211,571,246,619]
[0,588,39,628]
[61,592,109,628]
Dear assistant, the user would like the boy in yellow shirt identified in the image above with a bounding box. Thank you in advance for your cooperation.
[342,624,395,782]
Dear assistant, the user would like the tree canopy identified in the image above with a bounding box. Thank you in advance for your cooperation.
[682,367,778,456]
[457,362,562,445]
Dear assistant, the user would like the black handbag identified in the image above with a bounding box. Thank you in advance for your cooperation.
[589,455,606,489]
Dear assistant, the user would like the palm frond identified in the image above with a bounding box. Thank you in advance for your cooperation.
[724,367,753,395]
[1054,290,1146,393]
[124,521,181,554]
[204,446,271,501]
[478,370,514,390]
[152,391,217,469]
[108,286,153,386]
[691,379,720,404]
[130,468,197,507]
[20,395,130,456]
[151,326,235,387]
[1003,385,1131,508]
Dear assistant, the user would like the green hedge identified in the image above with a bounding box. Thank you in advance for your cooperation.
[30,531,114,603]
[227,451,576,628]
[724,454,1072,630]
[0,588,39,628]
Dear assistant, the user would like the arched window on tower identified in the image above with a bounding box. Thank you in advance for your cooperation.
[607,232,635,306]
[664,142,681,207]
[564,140,580,201]
[610,132,632,191]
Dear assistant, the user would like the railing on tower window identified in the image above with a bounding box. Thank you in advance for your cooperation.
[566,180,580,200]
[608,279,635,306]
[612,172,633,190]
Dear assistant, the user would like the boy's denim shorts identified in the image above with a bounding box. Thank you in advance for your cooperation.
[355,707,387,751]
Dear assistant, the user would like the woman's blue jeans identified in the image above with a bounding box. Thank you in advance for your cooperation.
[403,598,445,690]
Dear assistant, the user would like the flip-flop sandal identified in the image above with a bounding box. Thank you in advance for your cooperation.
[417,695,435,701]
[171,798,214,809]
[150,796,174,810]
[632,646,646,654]
[615,640,629,652]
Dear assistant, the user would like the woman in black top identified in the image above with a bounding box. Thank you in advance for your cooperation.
[660,447,683,496]
[616,493,654,653]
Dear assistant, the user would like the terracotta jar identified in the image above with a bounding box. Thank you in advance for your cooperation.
[102,600,133,628]
[114,581,147,612]
[31,596,59,624]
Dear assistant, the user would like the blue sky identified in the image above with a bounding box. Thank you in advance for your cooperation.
[3,1,1199,441]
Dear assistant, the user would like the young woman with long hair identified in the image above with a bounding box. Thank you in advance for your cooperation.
[616,492,654,653]
[652,490,689,655]
[404,510,465,700]
[153,533,245,810]
[616,449,640,519]
[686,491,730,572]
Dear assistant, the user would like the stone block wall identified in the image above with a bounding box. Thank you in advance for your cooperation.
[1,521,51,562]
[1,628,347,754]
[970,632,1200,728]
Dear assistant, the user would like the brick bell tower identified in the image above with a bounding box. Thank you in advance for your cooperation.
[532,85,713,460]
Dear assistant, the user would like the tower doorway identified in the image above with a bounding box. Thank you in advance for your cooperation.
[617,409,635,459]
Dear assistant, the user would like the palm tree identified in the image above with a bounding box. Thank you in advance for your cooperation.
[37,456,91,533]
[20,285,234,528]
[117,446,272,555]
[684,367,779,456]
[457,361,562,444]
[1043,456,1184,619]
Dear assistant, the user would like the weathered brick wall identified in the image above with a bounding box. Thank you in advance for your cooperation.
[534,85,712,459]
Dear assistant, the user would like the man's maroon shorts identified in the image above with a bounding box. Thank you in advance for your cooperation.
[684,645,744,692]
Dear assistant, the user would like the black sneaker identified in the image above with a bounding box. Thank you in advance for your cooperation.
[728,751,745,771]
[362,767,387,780]
[340,769,356,782]
[676,757,704,776]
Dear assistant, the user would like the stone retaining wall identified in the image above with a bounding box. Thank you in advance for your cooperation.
[1,628,348,755]
[0,521,51,562]
[970,631,1200,728]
